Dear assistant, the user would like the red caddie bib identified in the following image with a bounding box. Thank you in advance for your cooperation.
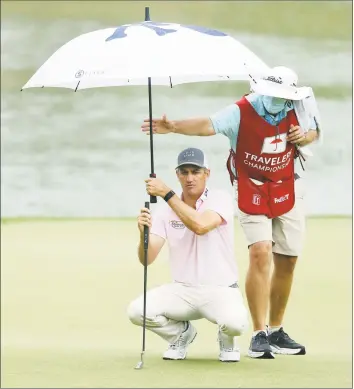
[226,97,298,218]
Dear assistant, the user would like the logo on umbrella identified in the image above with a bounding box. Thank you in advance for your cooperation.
[106,22,227,41]
[75,70,84,78]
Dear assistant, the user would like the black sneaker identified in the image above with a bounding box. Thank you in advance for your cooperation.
[248,331,275,359]
[268,327,306,355]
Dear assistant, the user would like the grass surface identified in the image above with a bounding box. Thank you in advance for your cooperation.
[1,218,352,388]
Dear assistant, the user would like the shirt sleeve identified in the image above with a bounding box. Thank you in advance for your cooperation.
[150,204,167,240]
[204,190,234,224]
[309,116,318,131]
[209,104,241,142]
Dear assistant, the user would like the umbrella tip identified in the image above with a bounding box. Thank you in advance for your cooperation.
[145,6,150,21]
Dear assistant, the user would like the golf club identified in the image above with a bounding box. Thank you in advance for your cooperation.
[135,201,150,369]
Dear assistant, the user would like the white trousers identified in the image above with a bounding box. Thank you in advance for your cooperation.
[127,282,249,344]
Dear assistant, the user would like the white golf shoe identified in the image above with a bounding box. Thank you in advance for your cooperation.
[218,330,241,362]
[163,322,197,360]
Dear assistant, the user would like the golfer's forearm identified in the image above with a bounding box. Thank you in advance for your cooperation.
[171,118,215,136]
[167,195,205,234]
[299,129,318,147]
[137,237,155,265]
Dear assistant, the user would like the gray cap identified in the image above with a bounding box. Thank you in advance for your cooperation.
[176,147,209,169]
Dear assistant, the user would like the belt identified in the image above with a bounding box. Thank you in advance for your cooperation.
[229,282,239,288]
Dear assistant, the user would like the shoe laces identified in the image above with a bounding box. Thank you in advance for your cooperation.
[168,323,189,350]
[218,333,236,352]
[168,339,184,350]
[276,327,295,343]
[278,328,290,339]
[254,331,268,345]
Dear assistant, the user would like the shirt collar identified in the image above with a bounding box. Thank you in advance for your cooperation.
[181,186,209,210]
[196,187,209,210]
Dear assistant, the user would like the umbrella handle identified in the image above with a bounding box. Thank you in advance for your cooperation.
[149,173,157,203]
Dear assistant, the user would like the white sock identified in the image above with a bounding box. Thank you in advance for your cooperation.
[252,329,267,337]
[268,325,282,334]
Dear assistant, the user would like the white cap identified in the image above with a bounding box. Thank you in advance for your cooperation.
[250,66,311,100]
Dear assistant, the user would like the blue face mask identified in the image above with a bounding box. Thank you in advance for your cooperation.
[262,96,287,114]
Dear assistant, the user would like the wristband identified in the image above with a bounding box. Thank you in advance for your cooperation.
[164,190,175,202]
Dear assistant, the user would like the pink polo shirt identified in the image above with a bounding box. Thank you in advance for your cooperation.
[150,187,238,286]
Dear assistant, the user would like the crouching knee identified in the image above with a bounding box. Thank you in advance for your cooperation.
[127,298,165,328]
[127,299,143,326]
[219,313,249,336]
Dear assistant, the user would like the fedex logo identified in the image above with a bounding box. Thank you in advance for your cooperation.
[274,194,289,203]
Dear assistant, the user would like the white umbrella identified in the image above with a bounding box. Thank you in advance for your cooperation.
[22,19,269,90]
[22,8,269,203]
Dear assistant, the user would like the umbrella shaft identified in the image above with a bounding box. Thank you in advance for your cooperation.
[148,77,154,175]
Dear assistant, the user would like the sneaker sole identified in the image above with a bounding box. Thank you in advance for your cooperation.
[219,356,240,363]
[162,329,198,360]
[219,351,241,363]
[248,350,275,359]
[270,345,306,355]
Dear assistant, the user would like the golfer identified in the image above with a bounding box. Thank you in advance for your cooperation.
[140,66,321,359]
[128,147,248,362]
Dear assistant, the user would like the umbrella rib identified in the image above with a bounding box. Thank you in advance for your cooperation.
[75,81,80,92]
[249,73,257,84]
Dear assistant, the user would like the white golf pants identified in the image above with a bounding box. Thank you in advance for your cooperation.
[127,282,249,344]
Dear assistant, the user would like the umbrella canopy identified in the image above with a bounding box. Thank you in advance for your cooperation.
[22,21,270,91]
[21,12,270,204]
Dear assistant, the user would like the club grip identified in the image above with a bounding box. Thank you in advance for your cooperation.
[143,202,150,250]
[149,173,157,203]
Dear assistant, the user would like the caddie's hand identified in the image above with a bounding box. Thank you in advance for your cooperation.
[145,177,171,198]
[287,124,306,144]
[137,207,151,234]
[141,114,175,135]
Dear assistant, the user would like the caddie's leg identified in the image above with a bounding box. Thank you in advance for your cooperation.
[246,240,273,331]
[269,254,297,328]
[235,201,274,358]
[270,177,306,327]
[268,178,306,355]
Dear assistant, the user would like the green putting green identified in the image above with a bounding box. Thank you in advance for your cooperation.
[1,217,352,387]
